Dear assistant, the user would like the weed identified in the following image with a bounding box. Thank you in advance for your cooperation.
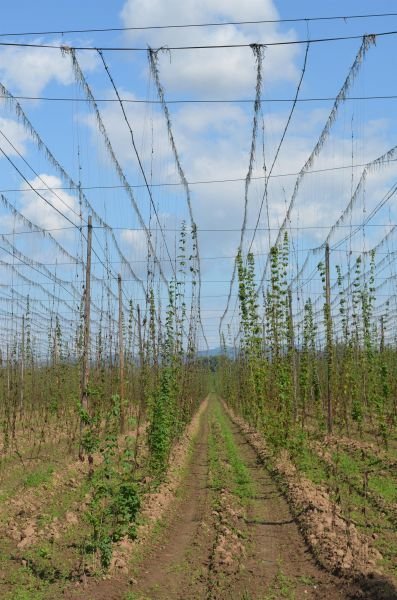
[124,592,152,600]
[263,564,296,600]
[213,402,254,499]
[23,466,54,488]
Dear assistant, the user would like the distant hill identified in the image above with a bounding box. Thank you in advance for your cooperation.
[197,347,234,358]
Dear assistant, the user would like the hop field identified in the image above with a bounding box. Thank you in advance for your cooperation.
[0,3,397,599]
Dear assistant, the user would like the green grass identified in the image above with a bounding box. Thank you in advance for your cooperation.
[23,465,54,488]
[5,589,45,600]
[333,450,359,476]
[373,533,397,577]
[297,574,318,586]
[124,592,152,600]
[288,439,328,486]
[369,475,397,503]
[0,472,96,600]
[38,479,90,525]
[264,422,395,579]
[211,401,254,499]
[323,448,397,529]
[208,418,227,492]
[263,564,296,600]
[332,449,397,505]
[0,557,51,600]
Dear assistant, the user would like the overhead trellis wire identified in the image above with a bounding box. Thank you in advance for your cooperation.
[219,44,265,340]
[0,28,395,50]
[247,41,310,255]
[97,49,177,281]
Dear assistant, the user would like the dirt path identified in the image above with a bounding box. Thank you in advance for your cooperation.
[128,400,348,600]
[65,397,393,599]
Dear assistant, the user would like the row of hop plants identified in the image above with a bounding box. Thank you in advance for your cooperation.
[217,232,396,449]
[80,222,208,568]
[0,221,207,460]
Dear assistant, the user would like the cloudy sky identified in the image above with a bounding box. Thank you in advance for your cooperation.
[0,0,397,351]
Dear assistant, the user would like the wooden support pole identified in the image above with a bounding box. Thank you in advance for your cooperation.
[380,315,385,353]
[118,274,125,433]
[20,315,24,414]
[325,243,333,434]
[6,343,10,403]
[134,304,145,466]
[288,289,298,422]
[80,215,92,459]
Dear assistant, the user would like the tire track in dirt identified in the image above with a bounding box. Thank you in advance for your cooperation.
[226,417,346,599]
[130,412,213,599]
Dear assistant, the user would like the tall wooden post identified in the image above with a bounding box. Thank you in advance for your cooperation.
[134,304,145,466]
[80,215,92,459]
[20,315,24,414]
[118,274,125,433]
[6,342,10,402]
[288,289,298,422]
[380,316,385,353]
[325,243,333,434]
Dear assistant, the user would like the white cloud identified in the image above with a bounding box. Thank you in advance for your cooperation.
[175,103,248,136]
[121,0,280,25]
[120,0,300,96]
[120,228,147,253]
[0,117,30,156]
[0,41,98,95]
[19,174,79,232]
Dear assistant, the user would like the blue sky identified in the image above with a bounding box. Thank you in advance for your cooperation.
[1,1,397,352]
